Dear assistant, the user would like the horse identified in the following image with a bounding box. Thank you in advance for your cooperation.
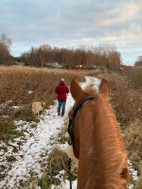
[68,77,129,189]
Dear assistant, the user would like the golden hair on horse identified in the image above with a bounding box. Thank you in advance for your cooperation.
[69,77,129,189]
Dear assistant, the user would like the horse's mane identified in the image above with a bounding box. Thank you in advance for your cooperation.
[83,88,129,188]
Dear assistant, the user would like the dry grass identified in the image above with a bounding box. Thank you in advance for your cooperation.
[0,65,85,141]
[91,69,142,188]
[58,125,69,144]
[123,67,142,93]
[1,65,142,188]
[94,71,142,127]
[124,120,142,175]
[38,147,69,189]
[47,147,68,173]
[135,176,142,189]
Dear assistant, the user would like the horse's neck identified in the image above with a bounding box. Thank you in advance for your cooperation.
[77,102,127,189]
[77,113,98,189]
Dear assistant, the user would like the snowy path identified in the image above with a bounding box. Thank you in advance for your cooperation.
[0,77,100,189]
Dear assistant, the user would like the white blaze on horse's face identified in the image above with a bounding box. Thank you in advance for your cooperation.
[69,77,128,189]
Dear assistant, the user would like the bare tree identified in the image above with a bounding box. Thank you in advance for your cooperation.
[135,55,142,66]
[0,33,12,65]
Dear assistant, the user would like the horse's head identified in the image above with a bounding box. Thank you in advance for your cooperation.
[68,77,110,159]
[68,77,129,188]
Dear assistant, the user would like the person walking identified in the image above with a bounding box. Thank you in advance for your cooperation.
[55,78,69,116]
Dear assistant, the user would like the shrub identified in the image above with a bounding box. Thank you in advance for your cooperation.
[38,147,68,188]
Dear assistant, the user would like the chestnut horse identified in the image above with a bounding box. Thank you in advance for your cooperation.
[68,77,129,189]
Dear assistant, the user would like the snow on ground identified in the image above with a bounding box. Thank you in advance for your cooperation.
[0,76,100,189]
[0,76,137,189]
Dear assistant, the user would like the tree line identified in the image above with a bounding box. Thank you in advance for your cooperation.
[20,44,122,69]
[0,33,124,68]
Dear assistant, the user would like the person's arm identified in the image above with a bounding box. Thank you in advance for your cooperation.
[55,86,59,94]
[66,86,69,93]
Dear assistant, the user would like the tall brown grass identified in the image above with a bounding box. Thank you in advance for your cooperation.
[94,71,142,127]
[0,66,85,141]
[124,120,142,175]
[123,67,142,93]
[38,147,68,189]
[91,69,142,188]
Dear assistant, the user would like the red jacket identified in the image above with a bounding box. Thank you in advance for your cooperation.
[55,81,69,100]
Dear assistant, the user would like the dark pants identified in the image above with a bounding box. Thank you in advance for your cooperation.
[58,100,66,116]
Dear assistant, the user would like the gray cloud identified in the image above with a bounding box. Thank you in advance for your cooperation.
[0,0,142,65]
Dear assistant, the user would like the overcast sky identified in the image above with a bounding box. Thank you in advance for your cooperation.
[0,0,142,66]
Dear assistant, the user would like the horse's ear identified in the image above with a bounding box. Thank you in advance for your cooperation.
[99,79,110,100]
[70,77,85,101]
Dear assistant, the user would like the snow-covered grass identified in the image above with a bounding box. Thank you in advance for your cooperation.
[0,76,137,189]
[0,76,99,189]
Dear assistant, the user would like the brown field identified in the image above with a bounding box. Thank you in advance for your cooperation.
[0,65,142,188]
[91,68,142,188]
[0,65,85,141]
